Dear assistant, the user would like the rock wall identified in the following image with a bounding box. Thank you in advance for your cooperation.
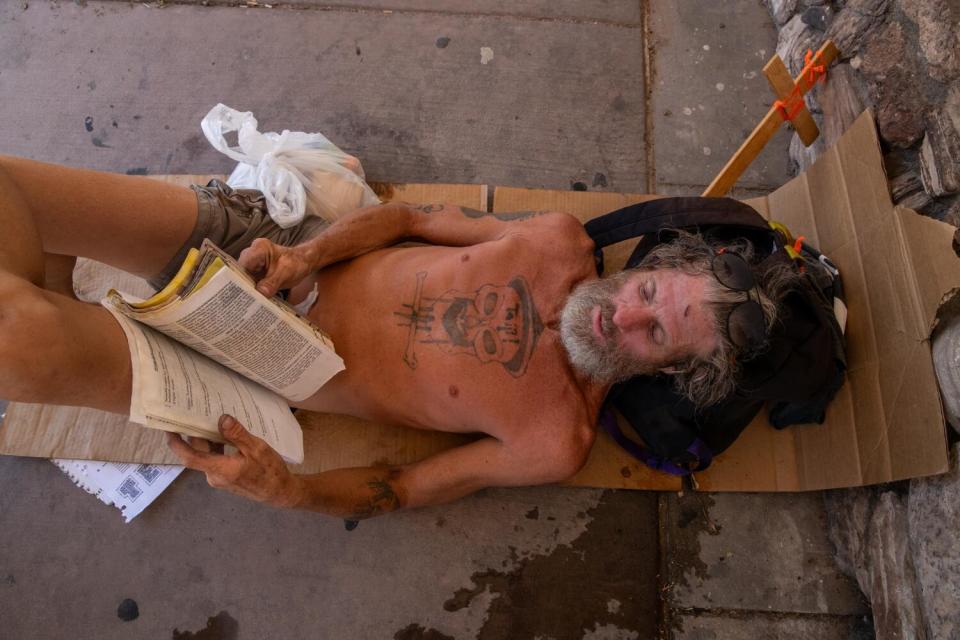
[765,3,960,639]
[767,0,960,223]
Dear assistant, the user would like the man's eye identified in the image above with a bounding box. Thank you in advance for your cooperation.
[641,284,650,301]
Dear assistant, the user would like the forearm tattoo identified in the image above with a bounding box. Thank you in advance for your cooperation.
[349,469,402,520]
[394,271,544,376]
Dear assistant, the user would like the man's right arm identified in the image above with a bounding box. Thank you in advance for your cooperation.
[239,202,583,296]
[169,413,595,519]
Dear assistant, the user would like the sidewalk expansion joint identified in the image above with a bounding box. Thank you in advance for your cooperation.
[640,0,656,194]
[108,1,644,29]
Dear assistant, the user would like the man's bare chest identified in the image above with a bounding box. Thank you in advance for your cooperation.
[299,241,591,430]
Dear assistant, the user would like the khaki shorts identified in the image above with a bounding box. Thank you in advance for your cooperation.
[149,179,329,289]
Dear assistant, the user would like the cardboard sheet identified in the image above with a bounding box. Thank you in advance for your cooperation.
[693,111,959,491]
[1,111,956,492]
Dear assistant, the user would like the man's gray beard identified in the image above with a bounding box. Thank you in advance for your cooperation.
[559,273,661,385]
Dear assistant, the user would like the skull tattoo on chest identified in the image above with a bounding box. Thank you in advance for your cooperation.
[394,272,544,376]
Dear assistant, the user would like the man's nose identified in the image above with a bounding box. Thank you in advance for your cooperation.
[612,304,653,333]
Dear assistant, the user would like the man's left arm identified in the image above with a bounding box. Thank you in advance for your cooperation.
[238,202,586,297]
[167,414,593,519]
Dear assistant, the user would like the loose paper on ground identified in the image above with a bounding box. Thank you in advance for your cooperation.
[52,459,183,522]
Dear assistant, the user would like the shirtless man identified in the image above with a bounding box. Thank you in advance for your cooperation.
[0,156,773,520]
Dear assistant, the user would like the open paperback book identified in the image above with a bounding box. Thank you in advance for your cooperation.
[102,240,345,463]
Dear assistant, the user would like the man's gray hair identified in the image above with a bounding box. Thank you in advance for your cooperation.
[637,230,797,408]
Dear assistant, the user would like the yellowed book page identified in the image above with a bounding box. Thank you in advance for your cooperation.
[105,306,305,463]
[108,262,343,402]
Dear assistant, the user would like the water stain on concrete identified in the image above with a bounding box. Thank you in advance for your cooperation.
[325,112,476,184]
[181,133,209,162]
[435,37,450,49]
[172,611,239,640]
[658,492,724,637]
[394,623,455,640]
[442,490,658,640]
[327,111,414,148]
[662,493,720,591]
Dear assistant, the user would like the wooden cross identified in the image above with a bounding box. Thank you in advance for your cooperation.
[702,39,840,197]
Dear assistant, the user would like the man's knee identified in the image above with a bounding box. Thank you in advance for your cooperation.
[0,279,69,400]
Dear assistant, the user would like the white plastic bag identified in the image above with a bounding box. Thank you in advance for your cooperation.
[200,104,380,228]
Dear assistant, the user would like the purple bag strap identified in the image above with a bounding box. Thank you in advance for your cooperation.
[599,408,713,476]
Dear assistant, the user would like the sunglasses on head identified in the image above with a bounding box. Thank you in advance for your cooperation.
[711,251,767,353]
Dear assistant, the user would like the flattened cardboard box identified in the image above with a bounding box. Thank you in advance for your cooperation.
[1,111,956,491]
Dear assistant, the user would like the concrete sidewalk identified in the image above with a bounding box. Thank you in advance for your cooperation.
[0,2,871,638]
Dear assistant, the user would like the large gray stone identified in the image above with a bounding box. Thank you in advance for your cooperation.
[790,63,866,175]
[788,111,827,174]
[932,303,960,432]
[897,0,960,83]
[909,445,960,640]
[766,0,800,26]
[663,492,869,615]
[775,13,824,76]
[889,169,934,212]
[825,488,929,640]
[651,0,792,191]
[858,20,926,148]
[159,0,644,24]
[919,87,960,197]
[816,63,867,148]
[824,0,890,58]
[0,1,646,191]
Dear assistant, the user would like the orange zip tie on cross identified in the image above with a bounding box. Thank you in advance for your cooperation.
[793,235,807,254]
[773,49,829,122]
[774,91,807,122]
[804,49,826,85]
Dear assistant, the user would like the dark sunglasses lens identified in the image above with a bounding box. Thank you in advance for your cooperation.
[728,301,766,350]
[713,253,754,291]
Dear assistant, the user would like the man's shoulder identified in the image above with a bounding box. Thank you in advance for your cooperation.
[495,370,599,479]
[501,211,595,255]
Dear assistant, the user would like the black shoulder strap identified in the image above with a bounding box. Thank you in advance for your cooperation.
[585,197,772,274]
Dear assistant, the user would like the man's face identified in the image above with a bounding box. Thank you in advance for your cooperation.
[559,268,718,383]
